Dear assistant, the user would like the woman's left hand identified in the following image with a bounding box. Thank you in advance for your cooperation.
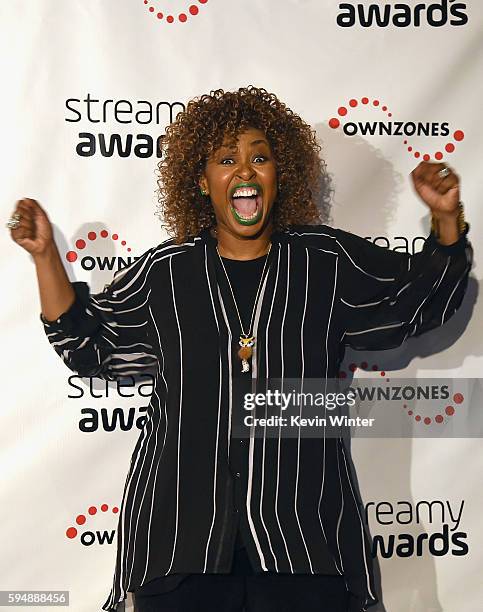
[410,161,460,217]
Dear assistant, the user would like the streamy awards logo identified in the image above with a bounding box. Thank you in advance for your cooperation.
[336,1,468,27]
[366,498,468,558]
[65,95,185,159]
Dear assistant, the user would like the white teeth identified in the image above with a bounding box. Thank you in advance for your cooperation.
[237,209,258,220]
[232,188,258,198]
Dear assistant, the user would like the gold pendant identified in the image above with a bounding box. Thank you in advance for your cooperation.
[238,336,255,373]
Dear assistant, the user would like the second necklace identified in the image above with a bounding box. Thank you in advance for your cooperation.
[216,244,272,373]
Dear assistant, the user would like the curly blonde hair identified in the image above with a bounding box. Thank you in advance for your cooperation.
[155,86,332,243]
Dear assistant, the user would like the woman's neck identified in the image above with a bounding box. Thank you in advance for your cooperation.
[213,224,272,261]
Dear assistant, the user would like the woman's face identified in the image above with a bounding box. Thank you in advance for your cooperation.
[200,127,277,238]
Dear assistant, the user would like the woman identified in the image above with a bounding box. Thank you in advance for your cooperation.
[8,87,473,612]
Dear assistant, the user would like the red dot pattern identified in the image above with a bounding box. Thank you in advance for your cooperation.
[338,361,380,377]
[66,504,120,539]
[403,393,463,425]
[64,229,132,262]
[143,0,208,24]
[66,527,77,539]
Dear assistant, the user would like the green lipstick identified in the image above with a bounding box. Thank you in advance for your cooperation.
[229,182,263,226]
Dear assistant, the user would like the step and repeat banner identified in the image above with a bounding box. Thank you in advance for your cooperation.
[1,1,482,611]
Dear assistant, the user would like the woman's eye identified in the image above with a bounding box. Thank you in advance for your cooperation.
[220,155,267,165]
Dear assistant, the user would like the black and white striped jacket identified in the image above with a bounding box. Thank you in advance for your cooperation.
[41,223,473,612]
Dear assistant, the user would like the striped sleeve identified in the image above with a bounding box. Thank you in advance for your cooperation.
[40,248,158,380]
[335,223,473,351]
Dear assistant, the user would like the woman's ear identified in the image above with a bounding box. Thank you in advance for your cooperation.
[199,176,209,196]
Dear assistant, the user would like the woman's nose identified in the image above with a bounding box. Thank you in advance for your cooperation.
[236,161,256,180]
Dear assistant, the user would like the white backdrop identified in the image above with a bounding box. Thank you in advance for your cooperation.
[1,1,482,611]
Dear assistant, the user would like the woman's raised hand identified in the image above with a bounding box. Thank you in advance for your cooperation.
[7,198,55,258]
[7,198,75,321]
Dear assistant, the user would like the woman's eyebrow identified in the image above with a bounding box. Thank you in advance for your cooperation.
[219,139,269,151]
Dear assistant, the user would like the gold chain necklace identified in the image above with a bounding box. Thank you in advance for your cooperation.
[216,244,272,373]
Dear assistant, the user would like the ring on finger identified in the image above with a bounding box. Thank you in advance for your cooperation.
[438,166,451,179]
[6,212,21,230]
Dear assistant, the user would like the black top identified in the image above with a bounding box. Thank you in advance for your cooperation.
[135,252,269,596]
[39,223,473,612]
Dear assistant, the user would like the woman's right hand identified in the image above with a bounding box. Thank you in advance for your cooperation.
[8,198,76,321]
[8,198,55,259]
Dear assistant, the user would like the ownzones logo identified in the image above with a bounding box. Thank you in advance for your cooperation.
[336,1,468,28]
[365,499,468,558]
[328,96,465,162]
[338,361,466,428]
[65,94,185,159]
[66,503,119,546]
[64,225,138,278]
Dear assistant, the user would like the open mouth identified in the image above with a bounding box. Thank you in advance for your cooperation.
[229,185,263,225]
